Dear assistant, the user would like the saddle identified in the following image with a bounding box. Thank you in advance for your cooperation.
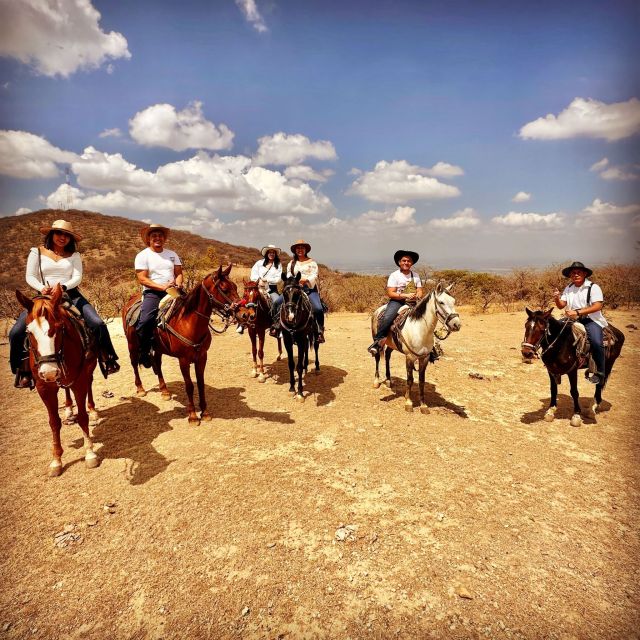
[570,321,620,373]
[373,303,413,352]
[61,300,93,354]
[125,295,179,329]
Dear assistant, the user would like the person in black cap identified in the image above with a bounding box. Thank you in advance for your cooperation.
[368,250,423,355]
[553,261,607,384]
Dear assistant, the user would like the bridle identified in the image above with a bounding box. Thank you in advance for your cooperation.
[521,315,570,358]
[280,283,313,334]
[433,291,460,340]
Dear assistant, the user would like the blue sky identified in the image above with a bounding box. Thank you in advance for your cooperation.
[0,0,638,270]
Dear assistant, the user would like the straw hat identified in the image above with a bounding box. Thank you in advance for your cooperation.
[394,249,419,266]
[290,238,311,254]
[261,244,281,257]
[561,261,593,278]
[140,223,170,245]
[39,219,82,242]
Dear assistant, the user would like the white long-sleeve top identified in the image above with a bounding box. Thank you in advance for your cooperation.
[286,259,318,289]
[25,247,83,293]
[250,259,283,285]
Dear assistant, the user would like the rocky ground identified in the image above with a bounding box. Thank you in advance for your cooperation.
[0,310,639,639]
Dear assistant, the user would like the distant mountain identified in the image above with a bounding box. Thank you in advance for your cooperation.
[0,209,290,290]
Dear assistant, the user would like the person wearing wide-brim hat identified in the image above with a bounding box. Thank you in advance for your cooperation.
[368,250,424,356]
[270,239,325,342]
[9,219,120,388]
[134,223,183,368]
[553,260,607,384]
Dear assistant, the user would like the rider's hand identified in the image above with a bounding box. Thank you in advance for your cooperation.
[553,288,561,299]
[162,281,175,291]
[565,309,578,320]
[41,286,53,295]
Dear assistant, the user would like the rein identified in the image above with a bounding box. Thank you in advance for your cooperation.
[522,317,570,358]
[280,285,313,335]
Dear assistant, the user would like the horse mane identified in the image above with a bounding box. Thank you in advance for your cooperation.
[180,283,204,315]
[408,292,432,320]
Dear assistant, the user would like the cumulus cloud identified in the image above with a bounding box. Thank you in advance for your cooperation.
[599,166,639,181]
[0,130,78,178]
[519,97,640,142]
[426,162,464,178]
[99,128,123,139]
[347,160,461,204]
[14,207,32,216]
[129,101,234,152]
[590,157,609,172]
[284,165,334,183]
[492,211,564,229]
[235,0,268,33]
[254,133,337,166]
[0,0,130,77]
[359,206,417,226]
[581,198,640,217]
[512,191,531,203]
[429,207,480,229]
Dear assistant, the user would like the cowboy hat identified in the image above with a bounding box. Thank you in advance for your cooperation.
[140,223,170,245]
[290,239,311,254]
[39,219,82,242]
[261,244,281,257]
[394,249,419,266]
[561,261,592,278]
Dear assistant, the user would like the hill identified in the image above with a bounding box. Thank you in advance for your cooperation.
[0,209,288,291]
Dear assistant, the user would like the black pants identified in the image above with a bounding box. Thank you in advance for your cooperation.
[136,290,166,355]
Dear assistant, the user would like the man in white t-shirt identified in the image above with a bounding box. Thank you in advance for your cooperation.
[134,224,183,368]
[553,260,607,384]
[368,250,423,355]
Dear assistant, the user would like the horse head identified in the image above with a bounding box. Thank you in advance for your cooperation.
[16,284,66,382]
[280,272,310,329]
[238,280,259,327]
[202,265,242,320]
[521,307,553,359]
[433,282,461,333]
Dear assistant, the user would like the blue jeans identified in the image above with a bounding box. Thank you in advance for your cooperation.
[580,318,605,374]
[305,287,324,329]
[136,290,166,353]
[374,300,404,342]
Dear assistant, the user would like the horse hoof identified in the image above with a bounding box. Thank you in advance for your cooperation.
[89,410,99,425]
[277,355,282,361]
[385,380,392,388]
[200,414,212,422]
[161,392,171,400]
[289,389,296,397]
[296,394,305,403]
[63,415,76,425]
[48,463,62,477]
[188,415,200,425]
[404,403,413,413]
[420,405,430,415]
[85,454,100,469]
[314,369,320,376]
[570,414,582,428]
[592,403,600,415]
[136,389,147,398]
[544,410,556,422]
[251,371,258,378]
[373,381,381,389]
[258,374,266,383]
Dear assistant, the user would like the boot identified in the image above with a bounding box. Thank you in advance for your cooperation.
[367,341,381,356]
[269,319,281,337]
[14,359,34,389]
[317,325,325,344]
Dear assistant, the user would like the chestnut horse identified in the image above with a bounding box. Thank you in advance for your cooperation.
[521,308,625,427]
[122,265,243,423]
[16,285,100,476]
[239,281,282,382]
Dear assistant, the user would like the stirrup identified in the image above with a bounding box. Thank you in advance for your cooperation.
[14,370,34,389]
[317,330,325,344]
[368,342,380,356]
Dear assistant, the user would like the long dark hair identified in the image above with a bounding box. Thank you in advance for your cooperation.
[44,231,77,254]
[263,253,280,268]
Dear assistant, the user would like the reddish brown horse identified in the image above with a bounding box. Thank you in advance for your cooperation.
[16,285,100,476]
[238,281,282,382]
[122,265,243,423]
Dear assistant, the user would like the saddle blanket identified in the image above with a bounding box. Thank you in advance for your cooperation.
[570,321,620,372]
[125,295,177,328]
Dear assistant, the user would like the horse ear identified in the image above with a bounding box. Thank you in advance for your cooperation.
[445,283,454,293]
[295,272,302,282]
[222,264,232,277]
[216,265,223,279]
[51,283,63,306]
[435,282,443,295]
[281,273,287,282]
[16,289,33,311]
[544,308,553,318]
[525,306,533,318]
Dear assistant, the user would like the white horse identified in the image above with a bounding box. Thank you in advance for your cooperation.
[371,283,461,413]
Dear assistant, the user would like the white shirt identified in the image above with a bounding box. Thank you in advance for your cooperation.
[250,259,282,286]
[561,279,607,327]
[387,269,422,293]
[25,247,83,292]
[134,247,182,291]
[286,259,318,289]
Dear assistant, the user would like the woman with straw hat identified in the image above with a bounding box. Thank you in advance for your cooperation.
[134,223,183,368]
[9,219,120,388]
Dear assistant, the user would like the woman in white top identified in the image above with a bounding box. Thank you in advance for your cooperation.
[10,219,120,387]
[271,239,325,342]
[250,244,283,305]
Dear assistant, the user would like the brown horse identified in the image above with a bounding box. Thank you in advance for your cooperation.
[238,281,282,382]
[521,308,625,426]
[122,266,243,423]
[16,285,100,476]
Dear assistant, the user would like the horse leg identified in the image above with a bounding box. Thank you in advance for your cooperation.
[63,387,75,424]
[544,371,558,422]
[257,331,267,383]
[295,337,305,402]
[373,349,382,388]
[418,357,429,414]
[284,335,296,395]
[250,329,259,378]
[155,354,171,399]
[38,385,64,476]
[568,369,582,427]
[404,357,414,412]
[384,348,393,388]
[73,382,99,469]
[179,359,199,423]
[314,333,320,374]
[87,367,99,425]
[195,353,211,421]
[128,333,146,397]
[276,335,282,361]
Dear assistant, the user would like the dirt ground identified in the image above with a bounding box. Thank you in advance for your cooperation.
[0,309,639,639]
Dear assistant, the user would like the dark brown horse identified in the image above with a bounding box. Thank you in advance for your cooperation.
[521,308,625,426]
[122,265,242,423]
[238,281,282,382]
[16,285,100,476]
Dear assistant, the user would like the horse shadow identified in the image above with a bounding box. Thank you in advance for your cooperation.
[521,394,612,425]
[89,396,184,485]
[268,357,348,406]
[378,376,469,418]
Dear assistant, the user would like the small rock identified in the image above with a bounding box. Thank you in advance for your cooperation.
[85,520,98,527]
[456,585,473,599]
[101,390,114,398]
[266,542,276,548]
[625,324,637,330]
[335,524,358,542]
[468,372,485,380]
[241,606,250,617]
[2,622,12,632]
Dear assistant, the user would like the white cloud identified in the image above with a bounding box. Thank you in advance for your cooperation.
[0,0,130,77]
[590,157,609,172]
[599,166,639,181]
[98,128,123,139]
[347,160,461,204]
[254,132,337,166]
[581,198,640,217]
[0,130,78,178]
[284,165,334,183]
[511,191,531,203]
[14,207,32,216]
[519,97,640,142]
[427,162,464,178]
[492,211,564,229]
[429,207,480,229]
[235,0,268,33]
[129,101,234,152]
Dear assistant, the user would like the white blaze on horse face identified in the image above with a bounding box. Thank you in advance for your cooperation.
[28,316,58,379]
[440,292,461,330]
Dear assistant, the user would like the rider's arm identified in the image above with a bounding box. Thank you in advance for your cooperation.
[173,265,183,288]
[25,248,45,292]
[136,269,172,291]
[387,286,411,302]
[64,252,83,290]
[554,287,567,309]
